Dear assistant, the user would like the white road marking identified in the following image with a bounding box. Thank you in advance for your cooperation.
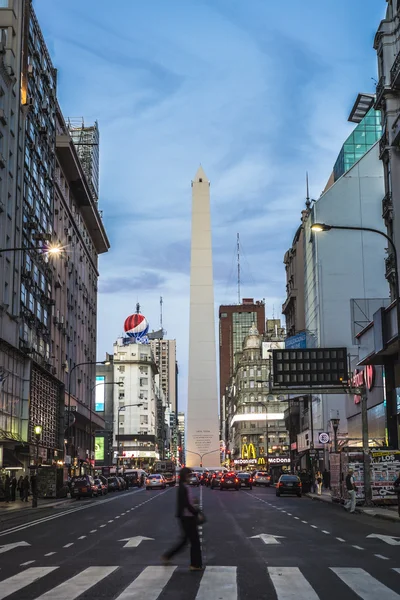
[63,543,74,548]
[301,520,308,524]
[286,513,292,516]
[35,566,118,599]
[115,566,176,599]
[294,517,300,520]
[310,525,318,529]
[115,516,120,519]
[374,554,389,560]
[20,561,35,566]
[100,525,106,528]
[0,567,58,599]
[108,520,114,523]
[331,567,400,600]
[44,552,56,557]
[268,567,319,599]
[393,568,400,573]
[89,530,97,533]
[336,538,346,542]
[322,530,330,535]
[195,566,237,600]
[78,536,86,540]
[352,545,364,550]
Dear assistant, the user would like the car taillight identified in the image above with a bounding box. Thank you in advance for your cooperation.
[235,478,239,483]
[212,474,216,478]
[249,478,253,483]
[299,482,302,487]
[278,482,283,487]
[146,479,150,484]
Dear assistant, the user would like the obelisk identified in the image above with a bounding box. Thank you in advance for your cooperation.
[186,166,220,468]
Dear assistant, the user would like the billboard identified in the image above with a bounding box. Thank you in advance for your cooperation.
[95,436,105,461]
[95,375,105,411]
[272,348,348,387]
[285,332,307,349]
[262,341,284,359]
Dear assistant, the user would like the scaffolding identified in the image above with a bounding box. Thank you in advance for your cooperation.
[67,118,100,202]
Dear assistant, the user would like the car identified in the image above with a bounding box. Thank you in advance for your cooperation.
[276,474,302,497]
[210,471,224,489]
[116,476,126,490]
[253,471,271,487]
[236,472,253,489]
[188,473,200,487]
[220,473,240,491]
[107,476,120,492]
[98,474,109,492]
[93,478,107,496]
[70,475,98,500]
[199,471,209,485]
[145,474,166,490]
[163,472,176,487]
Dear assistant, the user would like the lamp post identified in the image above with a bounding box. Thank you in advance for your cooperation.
[66,360,109,475]
[117,403,143,474]
[186,449,221,468]
[89,381,121,475]
[32,424,42,508]
[330,417,340,454]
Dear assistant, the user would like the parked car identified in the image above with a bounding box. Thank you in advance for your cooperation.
[253,471,271,487]
[93,478,107,496]
[107,477,120,492]
[220,472,240,491]
[276,474,302,497]
[70,475,98,500]
[188,473,200,487]
[145,474,166,490]
[116,476,127,490]
[236,472,253,489]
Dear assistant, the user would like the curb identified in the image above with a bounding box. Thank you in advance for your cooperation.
[305,492,400,523]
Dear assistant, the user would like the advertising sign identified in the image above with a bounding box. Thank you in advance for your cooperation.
[95,376,105,411]
[285,332,307,349]
[94,436,105,461]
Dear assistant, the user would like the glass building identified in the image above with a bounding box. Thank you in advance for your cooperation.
[333,109,381,181]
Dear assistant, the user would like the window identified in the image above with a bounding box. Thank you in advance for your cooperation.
[21,284,27,305]
[250,368,254,377]
[140,415,148,425]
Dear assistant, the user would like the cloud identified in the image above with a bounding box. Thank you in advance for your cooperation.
[99,272,167,294]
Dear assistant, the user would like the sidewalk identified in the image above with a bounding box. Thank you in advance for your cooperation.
[0,496,76,522]
[305,490,400,523]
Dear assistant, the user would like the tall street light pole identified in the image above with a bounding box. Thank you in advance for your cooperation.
[31,425,42,508]
[117,403,143,474]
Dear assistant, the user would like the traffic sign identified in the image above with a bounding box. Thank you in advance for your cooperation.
[319,432,330,444]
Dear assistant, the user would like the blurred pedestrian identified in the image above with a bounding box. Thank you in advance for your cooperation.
[17,475,24,500]
[11,475,17,501]
[4,474,11,503]
[162,467,203,571]
[344,468,357,513]
[22,475,30,502]
[316,471,322,495]
[322,469,331,490]
[394,471,400,517]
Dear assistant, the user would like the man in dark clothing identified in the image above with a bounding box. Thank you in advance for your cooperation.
[322,469,331,490]
[22,475,30,501]
[162,467,203,570]
[11,476,17,501]
[394,472,400,517]
[4,475,11,503]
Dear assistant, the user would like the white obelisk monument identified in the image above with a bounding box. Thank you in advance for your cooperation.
[186,166,220,468]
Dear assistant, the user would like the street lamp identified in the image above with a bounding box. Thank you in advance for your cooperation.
[330,417,340,454]
[117,403,143,474]
[66,360,110,474]
[32,424,42,508]
[0,244,63,255]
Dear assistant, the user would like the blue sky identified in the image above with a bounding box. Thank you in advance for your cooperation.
[35,0,385,411]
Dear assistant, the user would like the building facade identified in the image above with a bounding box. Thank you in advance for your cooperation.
[0,0,109,477]
[282,221,306,339]
[177,411,185,465]
[219,298,265,439]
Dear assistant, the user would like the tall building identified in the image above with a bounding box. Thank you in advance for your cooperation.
[177,412,185,464]
[186,166,219,468]
[282,219,306,339]
[219,299,265,438]
[67,119,100,202]
[149,337,177,413]
[0,0,109,476]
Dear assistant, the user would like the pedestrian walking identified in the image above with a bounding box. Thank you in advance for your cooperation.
[11,475,17,501]
[17,475,24,500]
[394,471,400,517]
[22,475,30,502]
[4,474,11,503]
[344,468,357,513]
[162,467,203,571]
[322,468,331,490]
[316,471,323,495]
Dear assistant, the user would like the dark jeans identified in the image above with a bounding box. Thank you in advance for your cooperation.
[165,517,202,568]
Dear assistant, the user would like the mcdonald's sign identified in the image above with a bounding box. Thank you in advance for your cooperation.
[258,457,265,465]
[241,443,256,459]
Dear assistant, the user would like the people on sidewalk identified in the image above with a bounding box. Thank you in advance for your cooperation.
[4,475,11,503]
[322,469,331,490]
[316,471,323,495]
[17,475,24,500]
[162,467,203,571]
[394,472,400,517]
[11,476,17,501]
[22,475,30,502]
[344,468,357,513]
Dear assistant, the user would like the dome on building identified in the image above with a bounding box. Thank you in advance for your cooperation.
[243,323,261,350]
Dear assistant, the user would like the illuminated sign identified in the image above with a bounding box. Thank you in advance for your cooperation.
[269,457,290,464]
[94,437,104,461]
[95,376,105,411]
[234,458,257,465]
[241,443,256,459]
[351,365,375,404]
[258,457,265,465]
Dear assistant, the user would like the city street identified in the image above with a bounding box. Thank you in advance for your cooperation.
[0,485,399,599]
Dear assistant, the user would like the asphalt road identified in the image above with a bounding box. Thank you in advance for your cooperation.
[0,484,399,599]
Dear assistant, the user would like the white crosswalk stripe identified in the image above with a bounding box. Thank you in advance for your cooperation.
[0,567,58,600]
[0,565,398,599]
[331,568,400,600]
[35,566,118,599]
[268,567,319,600]
[195,566,237,600]
[115,566,176,600]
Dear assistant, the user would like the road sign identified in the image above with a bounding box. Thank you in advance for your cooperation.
[318,432,330,444]
[0,541,31,555]
[367,534,400,546]
[119,536,154,548]
[249,534,285,545]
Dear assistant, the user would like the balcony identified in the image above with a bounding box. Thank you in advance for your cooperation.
[382,192,393,223]
[391,50,400,89]
[379,131,389,159]
[385,252,396,285]
[375,75,387,110]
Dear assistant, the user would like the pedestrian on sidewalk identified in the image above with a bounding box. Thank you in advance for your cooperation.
[4,475,11,503]
[162,467,203,571]
[17,475,24,500]
[22,475,30,502]
[316,471,323,495]
[11,476,17,501]
[344,468,357,513]
[322,469,330,490]
[394,472,400,517]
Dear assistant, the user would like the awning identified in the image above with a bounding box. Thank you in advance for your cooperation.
[2,448,23,468]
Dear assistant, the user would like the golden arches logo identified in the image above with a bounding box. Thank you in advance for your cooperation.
[258,457,265,465]
[241,443,256,459]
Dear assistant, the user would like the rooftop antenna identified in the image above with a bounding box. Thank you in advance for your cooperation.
[305,172,311,209]
[160,296,163,331]
[237,233,241,305]
[136,302,140,314]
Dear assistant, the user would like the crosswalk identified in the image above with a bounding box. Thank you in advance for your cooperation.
[0,564,398,599]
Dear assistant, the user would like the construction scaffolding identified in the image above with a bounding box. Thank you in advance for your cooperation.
[67,118,100,202]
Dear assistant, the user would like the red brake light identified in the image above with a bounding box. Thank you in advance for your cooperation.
[278,482,283,487]
[212,474,216,478]
[299,482,302,487]
[235,478,239,483]
[250,478,253,482]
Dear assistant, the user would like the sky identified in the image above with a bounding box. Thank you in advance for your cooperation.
[35,0,385,413]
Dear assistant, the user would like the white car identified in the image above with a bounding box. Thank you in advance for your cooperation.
[145,474,166,490]
[253,471,271,487]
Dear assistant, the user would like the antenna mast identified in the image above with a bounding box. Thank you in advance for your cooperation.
[237,233,241,305]
[160,296,163,331]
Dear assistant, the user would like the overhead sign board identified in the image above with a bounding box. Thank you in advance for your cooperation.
[285,332,307,349]
[272,348,348,388]
[95,376,105,411]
